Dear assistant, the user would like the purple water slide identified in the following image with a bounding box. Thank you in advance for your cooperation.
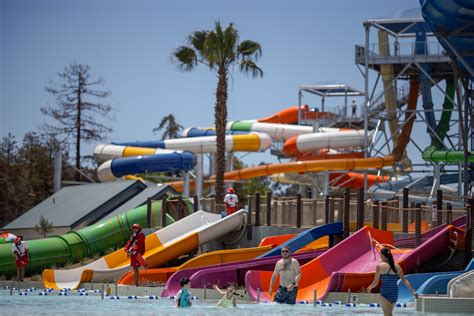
[324,224,464,295]
[395,215,466,248]
[161,249,323,297]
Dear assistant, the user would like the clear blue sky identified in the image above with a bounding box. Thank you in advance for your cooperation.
[1,0,426,166]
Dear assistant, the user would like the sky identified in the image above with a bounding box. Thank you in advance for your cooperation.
[1,0,433,168]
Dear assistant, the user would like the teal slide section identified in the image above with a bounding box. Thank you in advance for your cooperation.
[0,200,191,276]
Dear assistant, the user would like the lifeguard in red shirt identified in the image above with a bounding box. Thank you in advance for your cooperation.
[124,223,146,286]
[224,187,239,215]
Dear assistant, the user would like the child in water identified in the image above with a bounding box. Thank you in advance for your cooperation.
[175,277,192,308]
[213,284,237,308]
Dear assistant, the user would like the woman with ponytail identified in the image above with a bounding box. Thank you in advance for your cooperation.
[366,247,417,316]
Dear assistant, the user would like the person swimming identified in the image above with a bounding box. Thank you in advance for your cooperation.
[213,284,237,308]
[268,245,301,304]
[175,277,192,308]
[366,247,418,316]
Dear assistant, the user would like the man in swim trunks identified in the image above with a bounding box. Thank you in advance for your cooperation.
[268,245,301,304]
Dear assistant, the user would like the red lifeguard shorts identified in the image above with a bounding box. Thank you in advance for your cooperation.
[15,255,28,268]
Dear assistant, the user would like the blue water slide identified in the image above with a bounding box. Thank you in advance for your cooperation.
[415,29,437,139]
[257,222,343,258]
[110,151,196,178]
[397,259,474,303]
[420,0,474,77]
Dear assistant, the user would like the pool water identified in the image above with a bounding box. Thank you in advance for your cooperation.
[0,289,462,315]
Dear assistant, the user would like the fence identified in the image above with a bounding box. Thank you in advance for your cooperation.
[144,189,473,261]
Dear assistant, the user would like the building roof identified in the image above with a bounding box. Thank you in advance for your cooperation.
[300,84,364,97]
[102,184,177,220]
[364,18,431,37]
[4,180,146,229]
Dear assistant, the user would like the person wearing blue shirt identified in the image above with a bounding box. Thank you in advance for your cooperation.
[175,277,192,308]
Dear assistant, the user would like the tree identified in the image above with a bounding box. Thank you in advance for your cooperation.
[153,114,184,140]
[35,215,53,237]
[0,132,74,227]
[41,63,113,180]
[173,21,263,203]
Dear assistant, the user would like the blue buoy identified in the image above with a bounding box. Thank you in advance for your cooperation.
[334,301,342,305]
[345,303,356,307]
[369,303,380,307]
[169,296,175,300]
[191,296,198,300]
[19,292,27,296]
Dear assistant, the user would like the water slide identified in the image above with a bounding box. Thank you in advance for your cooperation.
[117,231,325,286]
[420,1,474,165]
[42,210,246,289]
[161,222,342,296]
[96,151,196,182]
[378,30,412,171]
[120,222,339,287]
[163,250,324,297]
[179,105,311,138]
[93,133,271,182]
[258,105,309,124]
[0,201,178,277]
[421,0,474,76]
[168,79,419,192]
[397,259,474,304]
[245,224,464,302]
[283,130,367,156]
[271,171,387,189]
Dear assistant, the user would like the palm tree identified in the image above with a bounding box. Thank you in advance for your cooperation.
[173,21,263,202]
[153,114,184,140]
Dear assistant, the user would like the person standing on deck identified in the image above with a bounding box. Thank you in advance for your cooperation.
[125,223,146,286]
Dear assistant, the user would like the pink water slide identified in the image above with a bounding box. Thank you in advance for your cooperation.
[245,225,464,302]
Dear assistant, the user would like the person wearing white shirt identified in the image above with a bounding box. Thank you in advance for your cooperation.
[11,237,29,281]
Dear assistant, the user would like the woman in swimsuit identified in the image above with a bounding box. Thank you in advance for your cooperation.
[366,247,418,316]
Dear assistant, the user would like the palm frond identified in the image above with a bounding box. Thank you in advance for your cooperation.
[237,40,262,60]
[189,30,208,58]
[239,60,264,78]
[223,23,238,64]
[173,46,198,71]
[204,31,220,68]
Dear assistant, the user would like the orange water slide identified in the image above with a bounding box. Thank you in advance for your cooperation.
[258,105,309,124]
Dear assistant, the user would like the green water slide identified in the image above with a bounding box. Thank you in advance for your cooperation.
[0,199,191,276]
[422,79,472,163]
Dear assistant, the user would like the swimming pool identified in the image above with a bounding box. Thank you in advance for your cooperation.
[0,288,456,315]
